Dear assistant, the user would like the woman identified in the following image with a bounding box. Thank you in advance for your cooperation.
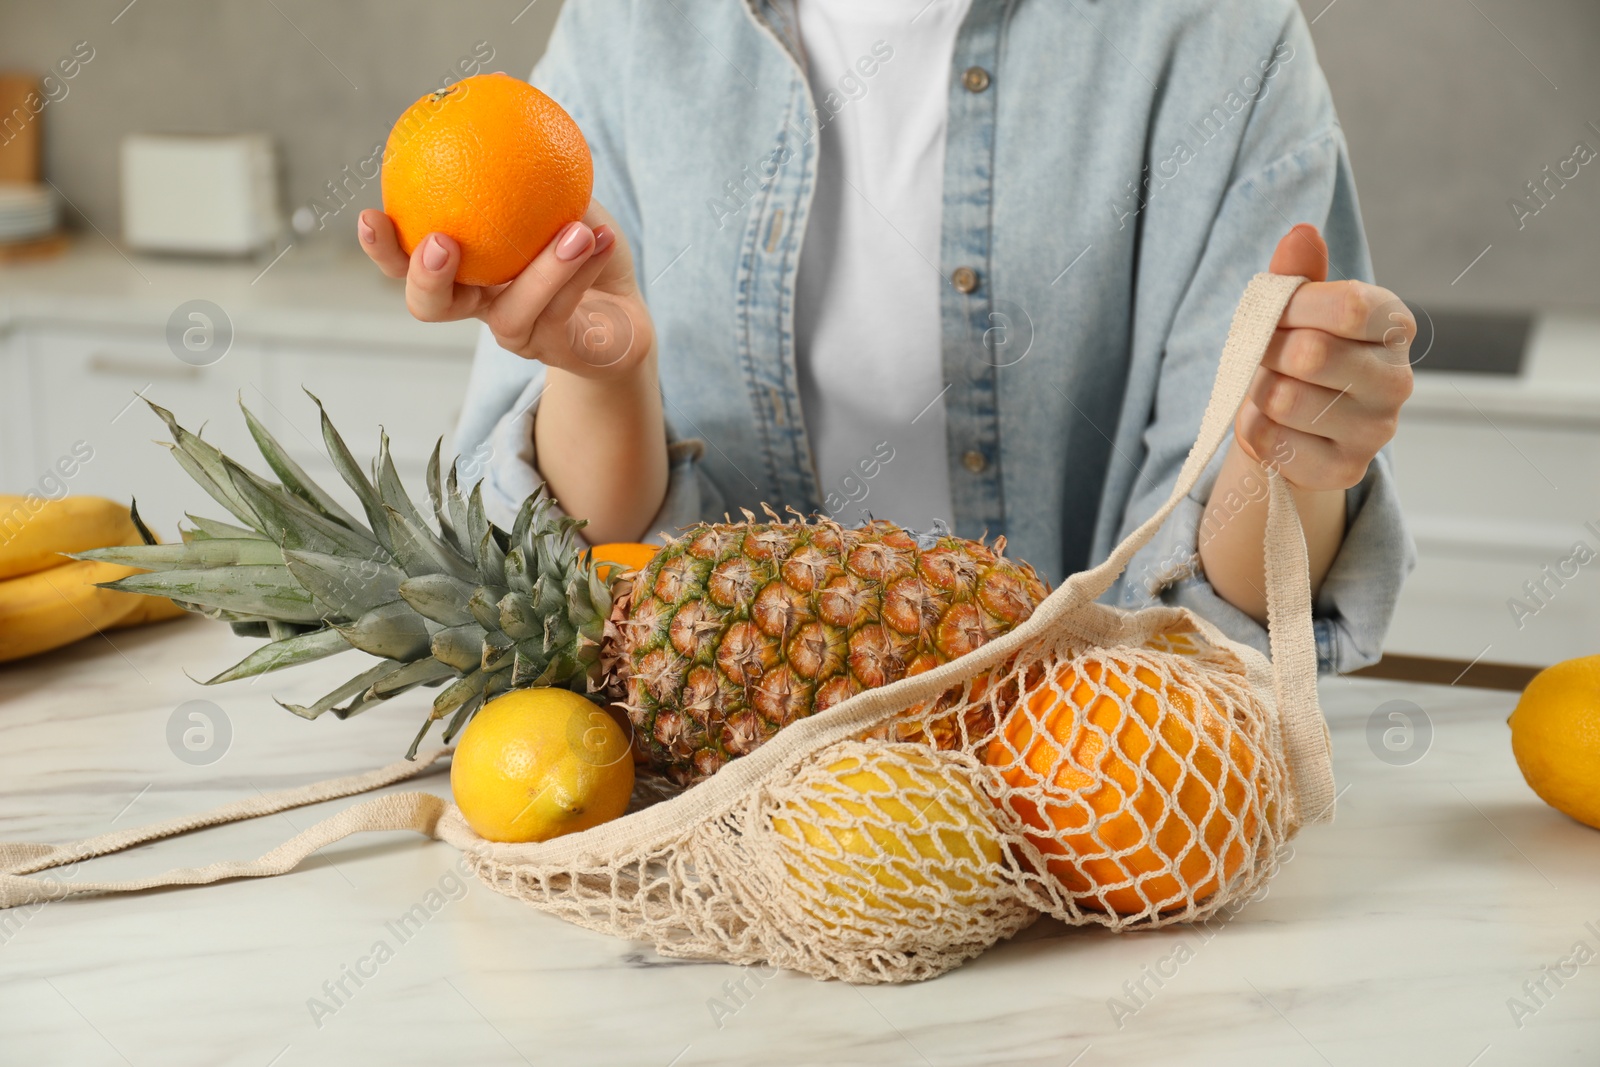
[358,0,1416,673]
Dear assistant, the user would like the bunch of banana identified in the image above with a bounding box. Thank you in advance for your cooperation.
[0,495,185,663]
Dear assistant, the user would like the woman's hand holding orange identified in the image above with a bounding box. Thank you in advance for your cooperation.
[357,201,656,383]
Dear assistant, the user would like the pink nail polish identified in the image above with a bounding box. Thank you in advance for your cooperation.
[593,226,614,253]
[422,235,448,271]
[555,222,593,262]
[358,218,376,244]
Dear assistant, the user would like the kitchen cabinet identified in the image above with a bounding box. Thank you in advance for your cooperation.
[0,242,478,536]
[259,338,470,477]
[0,317,28,491]
[15,326,474,536]
[1385,314,1600,667]
[23,323,267,535]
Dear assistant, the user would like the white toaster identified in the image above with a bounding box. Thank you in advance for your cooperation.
[121,133,282,255]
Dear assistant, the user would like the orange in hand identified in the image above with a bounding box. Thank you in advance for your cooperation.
[382,72,593,287]
[985,656,1264,915]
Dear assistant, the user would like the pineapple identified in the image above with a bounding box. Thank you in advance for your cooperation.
[613,518,1046,781]
[86,398,1049,785]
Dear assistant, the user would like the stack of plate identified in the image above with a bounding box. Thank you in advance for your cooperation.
[0,183,58,244]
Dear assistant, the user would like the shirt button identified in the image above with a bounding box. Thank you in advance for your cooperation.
[962,450,988,473]
[951,266,979,294]
[962,66,991,93]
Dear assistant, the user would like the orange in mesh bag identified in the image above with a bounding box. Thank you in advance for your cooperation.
[983,651,1272,917]
[0,274,1334,985]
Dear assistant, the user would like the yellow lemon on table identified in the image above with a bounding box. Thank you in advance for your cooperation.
[451,688,634,843]
[1509,655,1600,831]
[769,744,1007,932]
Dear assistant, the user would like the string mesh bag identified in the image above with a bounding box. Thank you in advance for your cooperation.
[885,606,1287,925]
[0,273,1337,986]
[428,272,1337,981]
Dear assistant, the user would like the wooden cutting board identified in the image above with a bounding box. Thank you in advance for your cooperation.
[0,231,68,263]
[0,74,42,184]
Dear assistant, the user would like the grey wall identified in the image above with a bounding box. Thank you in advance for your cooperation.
[2,0,1596,312]
[1297,0,1600,315]
[0,0,562,246]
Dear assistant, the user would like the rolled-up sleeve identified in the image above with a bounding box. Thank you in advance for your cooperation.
[1125,439,1415,674]
[1108,130,1417,674]
[456,325,722,542]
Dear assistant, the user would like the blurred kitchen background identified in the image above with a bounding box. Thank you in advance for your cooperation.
[0,0,1596,672]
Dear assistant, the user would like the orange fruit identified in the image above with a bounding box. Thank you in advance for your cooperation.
[382,72,593,287]
[589,542,660,582]
[985,656,1262,915]
[1509,655,1600,831]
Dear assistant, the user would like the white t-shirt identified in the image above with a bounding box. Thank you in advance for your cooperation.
[794,0,971,532]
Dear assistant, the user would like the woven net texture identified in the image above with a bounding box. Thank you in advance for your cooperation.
[0,273,1318,986]
[439,603,1294,984]
[436,273,1326,984]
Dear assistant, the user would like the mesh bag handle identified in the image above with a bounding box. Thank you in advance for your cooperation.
[454,271,1331,867]
[0,272,1333,908]
[0,750,452,908]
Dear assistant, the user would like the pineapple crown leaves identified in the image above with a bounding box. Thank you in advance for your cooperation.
[77,394,616,758]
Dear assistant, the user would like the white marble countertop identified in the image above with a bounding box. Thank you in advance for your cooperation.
[2,618,1597,1066]
[0,239,479,352]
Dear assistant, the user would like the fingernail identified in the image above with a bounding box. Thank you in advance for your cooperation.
[593,226,614,254]
[555,222,593,262]
[422,235,448,271]
[358,218,376,244]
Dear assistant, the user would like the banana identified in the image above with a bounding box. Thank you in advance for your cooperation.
[107,595,190,631]
[0,495,140,581]
[0,558,146,662]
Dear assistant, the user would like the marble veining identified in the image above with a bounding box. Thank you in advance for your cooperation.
[2,617,1598,1065]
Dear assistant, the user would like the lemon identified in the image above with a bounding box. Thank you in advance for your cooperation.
[770,745,1006,929]
[450,688,635,843]
[1509,655,1600,831]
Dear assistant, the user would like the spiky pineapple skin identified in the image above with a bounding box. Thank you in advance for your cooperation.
[609,519,1049,785]
[88,397,1052,774]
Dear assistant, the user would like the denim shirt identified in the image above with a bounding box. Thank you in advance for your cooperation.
[454,0,1417,674]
